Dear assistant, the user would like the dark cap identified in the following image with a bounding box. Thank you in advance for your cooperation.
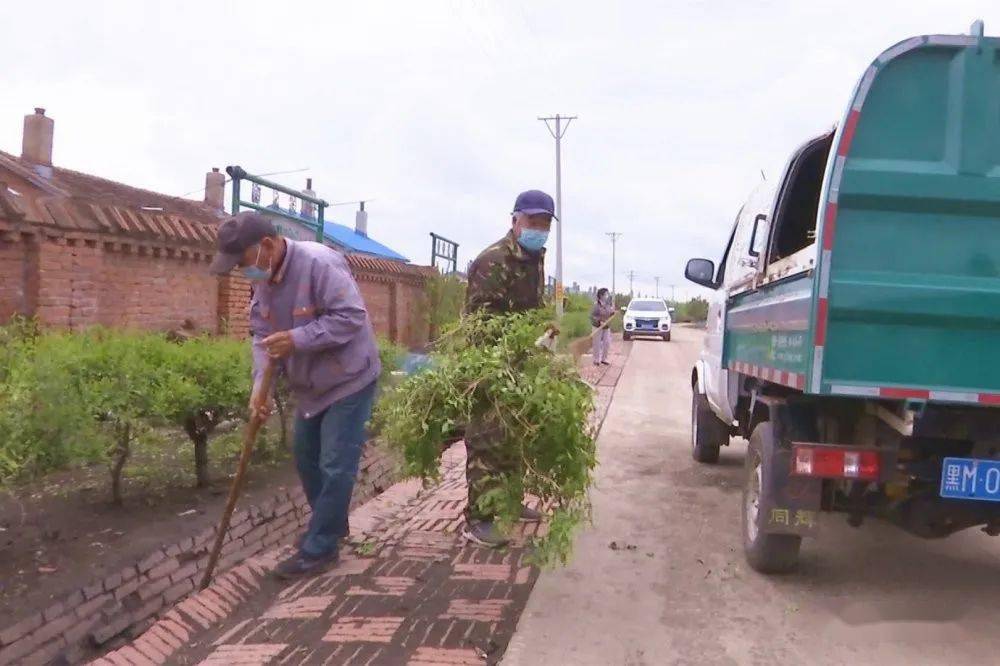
[208,211,277,275]
[513,190,557,219]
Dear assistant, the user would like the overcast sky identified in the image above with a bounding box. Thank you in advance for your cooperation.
[2,1,998,300]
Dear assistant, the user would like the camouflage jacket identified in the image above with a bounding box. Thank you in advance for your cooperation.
[465,230,545,315]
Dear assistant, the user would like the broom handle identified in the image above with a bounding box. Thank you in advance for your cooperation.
[200,361,277,589]
[589,311,619,338]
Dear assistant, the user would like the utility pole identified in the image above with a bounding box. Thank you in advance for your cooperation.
[654,276,661,298]
[669,284,677,302]
[606,232,623,301]
[538,113,578,319]
[626,270,637,297]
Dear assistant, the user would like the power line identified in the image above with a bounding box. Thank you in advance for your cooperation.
[176,167,310,199]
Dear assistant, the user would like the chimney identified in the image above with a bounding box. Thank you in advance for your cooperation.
[355,201,368,237]
[302,177,316,219]
[205,167,225,210]
[22,107,54,169]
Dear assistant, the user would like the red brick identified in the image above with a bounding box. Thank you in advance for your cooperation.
[138,550,166,574]
[169,562,201,585]
[137,576,172,602]
[147,557,180,581]
[118,644,156,666]
[91,613,133,645]
[75,592,116,619]
[163,578,195,606]
[195,590,229,617]
[148,624,183,651]
[83,579,106,599]
[159,619,191,643]
[115,578,142,601]
[133,634,169,664]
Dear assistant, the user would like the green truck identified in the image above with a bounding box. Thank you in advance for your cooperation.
[685,22,1000,573]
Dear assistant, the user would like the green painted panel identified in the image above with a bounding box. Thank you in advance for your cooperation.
[823,35,1000,393]
[725,330,810,376]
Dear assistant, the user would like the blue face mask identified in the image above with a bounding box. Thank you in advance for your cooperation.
[241,246,272,282]
[242,266,271,281]
[517,228,549,253]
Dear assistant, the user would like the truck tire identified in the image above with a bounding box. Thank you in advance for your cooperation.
[691,391,727,464]
[662,332,671,342]
[742,423,801,574]
[623,332,632,341]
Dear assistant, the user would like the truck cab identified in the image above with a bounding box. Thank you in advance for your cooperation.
[685,23,1000,574]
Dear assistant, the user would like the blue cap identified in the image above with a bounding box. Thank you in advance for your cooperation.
[513,190,557,219]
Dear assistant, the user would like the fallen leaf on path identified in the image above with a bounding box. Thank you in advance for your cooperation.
[177,509,197,517]
[37,566,57,574]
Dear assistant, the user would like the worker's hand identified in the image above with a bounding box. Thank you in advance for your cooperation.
[248,388,274,422]
[262,331,295,359]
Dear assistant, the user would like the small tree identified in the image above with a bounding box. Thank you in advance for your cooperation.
[154,337,252,487]
[425,273,466,341]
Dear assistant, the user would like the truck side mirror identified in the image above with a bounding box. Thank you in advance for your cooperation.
[620,306,627,312]
[685,258,716,289]
[668,307,676,314]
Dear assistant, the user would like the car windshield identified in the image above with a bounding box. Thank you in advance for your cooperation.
[629,301,666,312]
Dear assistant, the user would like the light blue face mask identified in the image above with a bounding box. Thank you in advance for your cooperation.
[241,246,272,282]
[517,228,549,253]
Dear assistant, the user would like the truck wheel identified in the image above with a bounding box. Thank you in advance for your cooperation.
[663,332,671,342]
[623,332,632,341]
[742,423,801,574]
[691,391,727,463]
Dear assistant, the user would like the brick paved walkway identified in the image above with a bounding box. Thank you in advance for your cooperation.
[92,338,630,666]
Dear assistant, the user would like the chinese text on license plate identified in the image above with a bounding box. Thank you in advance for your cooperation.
[940,457,1000,502]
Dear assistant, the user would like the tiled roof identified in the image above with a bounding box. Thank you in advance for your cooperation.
[345,253,436,279]
[0,150,223,245]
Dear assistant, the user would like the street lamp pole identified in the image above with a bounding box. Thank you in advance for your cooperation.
[539,113,577,319]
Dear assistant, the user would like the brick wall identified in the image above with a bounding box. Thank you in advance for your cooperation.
[0,444,401,665]
[30,237,218,331]
[0,232,35,321]
[218,275,251,338]
[0,223,431,347]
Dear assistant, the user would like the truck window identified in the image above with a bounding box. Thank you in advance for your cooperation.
[713,206,743,287]
[768,133,833,264]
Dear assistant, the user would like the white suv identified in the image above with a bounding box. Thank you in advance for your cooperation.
[622,298,672,341]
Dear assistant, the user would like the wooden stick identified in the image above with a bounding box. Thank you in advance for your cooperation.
[200,361,277,590]
[589,311,620,338]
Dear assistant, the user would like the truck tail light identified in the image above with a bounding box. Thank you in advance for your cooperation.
[792,445,879,481]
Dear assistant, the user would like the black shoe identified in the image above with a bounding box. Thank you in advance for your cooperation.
[296,521,349,549]
[600,361,611,366]
[273,550,339,580]
[519,505,543,522]
[461,521,510,548]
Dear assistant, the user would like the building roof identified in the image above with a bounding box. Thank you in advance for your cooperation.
[322,220,408,262]
[263,204,409,262]
[0,150,222,246]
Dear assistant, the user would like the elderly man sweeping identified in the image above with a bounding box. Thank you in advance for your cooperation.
[210,211,380,580]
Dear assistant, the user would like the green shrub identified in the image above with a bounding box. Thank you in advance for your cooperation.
[374,310,596,566]
[0,325,253,501]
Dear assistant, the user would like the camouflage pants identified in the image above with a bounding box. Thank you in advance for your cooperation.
[465,416,521,521]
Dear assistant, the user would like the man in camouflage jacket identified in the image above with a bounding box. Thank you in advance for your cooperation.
[462,190,555,547]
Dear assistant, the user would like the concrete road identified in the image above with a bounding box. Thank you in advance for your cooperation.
[505,326,1000,666]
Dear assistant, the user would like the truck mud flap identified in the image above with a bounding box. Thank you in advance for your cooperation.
[753,419,823,538]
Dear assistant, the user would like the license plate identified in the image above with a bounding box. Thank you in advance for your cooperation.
[940,457,1000,502]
